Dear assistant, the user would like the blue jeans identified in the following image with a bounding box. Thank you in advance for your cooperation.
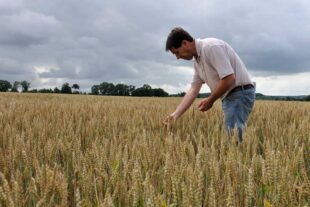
[222,87,255,143]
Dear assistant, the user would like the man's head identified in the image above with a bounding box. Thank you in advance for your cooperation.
[165,27,196,60]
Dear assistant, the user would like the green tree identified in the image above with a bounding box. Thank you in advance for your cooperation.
[142,84,152,90]
[132,84,153,96]
[54,87,60,93]
[61,83,72,94]
[115,84,130,96]
[152,88,169,97]
[72,83,80,90]
[178,91,186,97]
[91,85,100,95]
[29,89,38,93]
[72,83,80,94]
[11,81,20,92]
[128,85,135,96]
[0,80,12,92]
[99,82,109,95]
[20,80,31,92]
[39,88,53,93]
[99,82,115,95]
[305,95,310,101]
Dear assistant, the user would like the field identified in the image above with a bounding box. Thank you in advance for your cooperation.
[0,93,309,207]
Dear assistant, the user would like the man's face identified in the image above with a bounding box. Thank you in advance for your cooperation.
[170,41,193,60]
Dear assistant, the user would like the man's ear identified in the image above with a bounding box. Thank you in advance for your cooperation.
[182,40,190,49]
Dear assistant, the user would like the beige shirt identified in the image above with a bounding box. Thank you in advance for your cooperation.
[192,38,254,98]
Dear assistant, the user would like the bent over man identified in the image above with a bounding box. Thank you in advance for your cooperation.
[163,27,255,143]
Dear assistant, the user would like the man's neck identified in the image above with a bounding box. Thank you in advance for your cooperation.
[192,40,198,60]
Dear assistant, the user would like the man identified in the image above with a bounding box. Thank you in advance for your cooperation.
[163,27,255,143]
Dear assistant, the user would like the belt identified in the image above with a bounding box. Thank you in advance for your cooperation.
[228,84,254,95]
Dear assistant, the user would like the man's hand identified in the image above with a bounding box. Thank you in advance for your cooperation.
[163,114,176,128]
[197,74,235,112]
[198,97,214,112]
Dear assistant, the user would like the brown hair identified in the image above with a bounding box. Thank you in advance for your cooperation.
[165,27,194,51]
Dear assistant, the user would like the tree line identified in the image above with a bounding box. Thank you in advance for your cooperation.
[2,79,309,100]
[91,82,168,97]
[0,80,169,97]
[0,80,31,92]
[0,80,80,94]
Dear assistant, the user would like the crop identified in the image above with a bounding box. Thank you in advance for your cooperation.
[0,93,309,206]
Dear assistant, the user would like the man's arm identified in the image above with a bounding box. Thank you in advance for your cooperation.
[163,82,202,125]
[198,74,235,112]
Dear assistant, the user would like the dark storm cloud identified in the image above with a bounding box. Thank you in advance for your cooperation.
[0,0,309,94]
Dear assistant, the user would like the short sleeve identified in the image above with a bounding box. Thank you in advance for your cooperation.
[191,68,204,87]
[208,45,234,79]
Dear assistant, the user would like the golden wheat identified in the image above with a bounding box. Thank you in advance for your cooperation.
[0,93,309,206]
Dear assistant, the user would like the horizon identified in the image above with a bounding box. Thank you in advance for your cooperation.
[2,80,309,97]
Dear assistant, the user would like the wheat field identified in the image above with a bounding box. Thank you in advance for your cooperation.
[0,93,309,207]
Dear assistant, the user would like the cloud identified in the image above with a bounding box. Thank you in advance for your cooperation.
[0,9,61,47]
[0,58,22,75]
[253,71,310,95]
[0,0,309,95]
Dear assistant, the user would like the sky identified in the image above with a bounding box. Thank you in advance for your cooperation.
[0,0,310,95]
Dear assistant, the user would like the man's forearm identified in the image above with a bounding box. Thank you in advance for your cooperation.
[172,83,202,118]
[208,74,235,102]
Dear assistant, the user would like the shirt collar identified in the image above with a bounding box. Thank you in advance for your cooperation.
[194,38,202,62]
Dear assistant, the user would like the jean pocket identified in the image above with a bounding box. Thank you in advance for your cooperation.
[225,91,240,102]
[243,93,255,110]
